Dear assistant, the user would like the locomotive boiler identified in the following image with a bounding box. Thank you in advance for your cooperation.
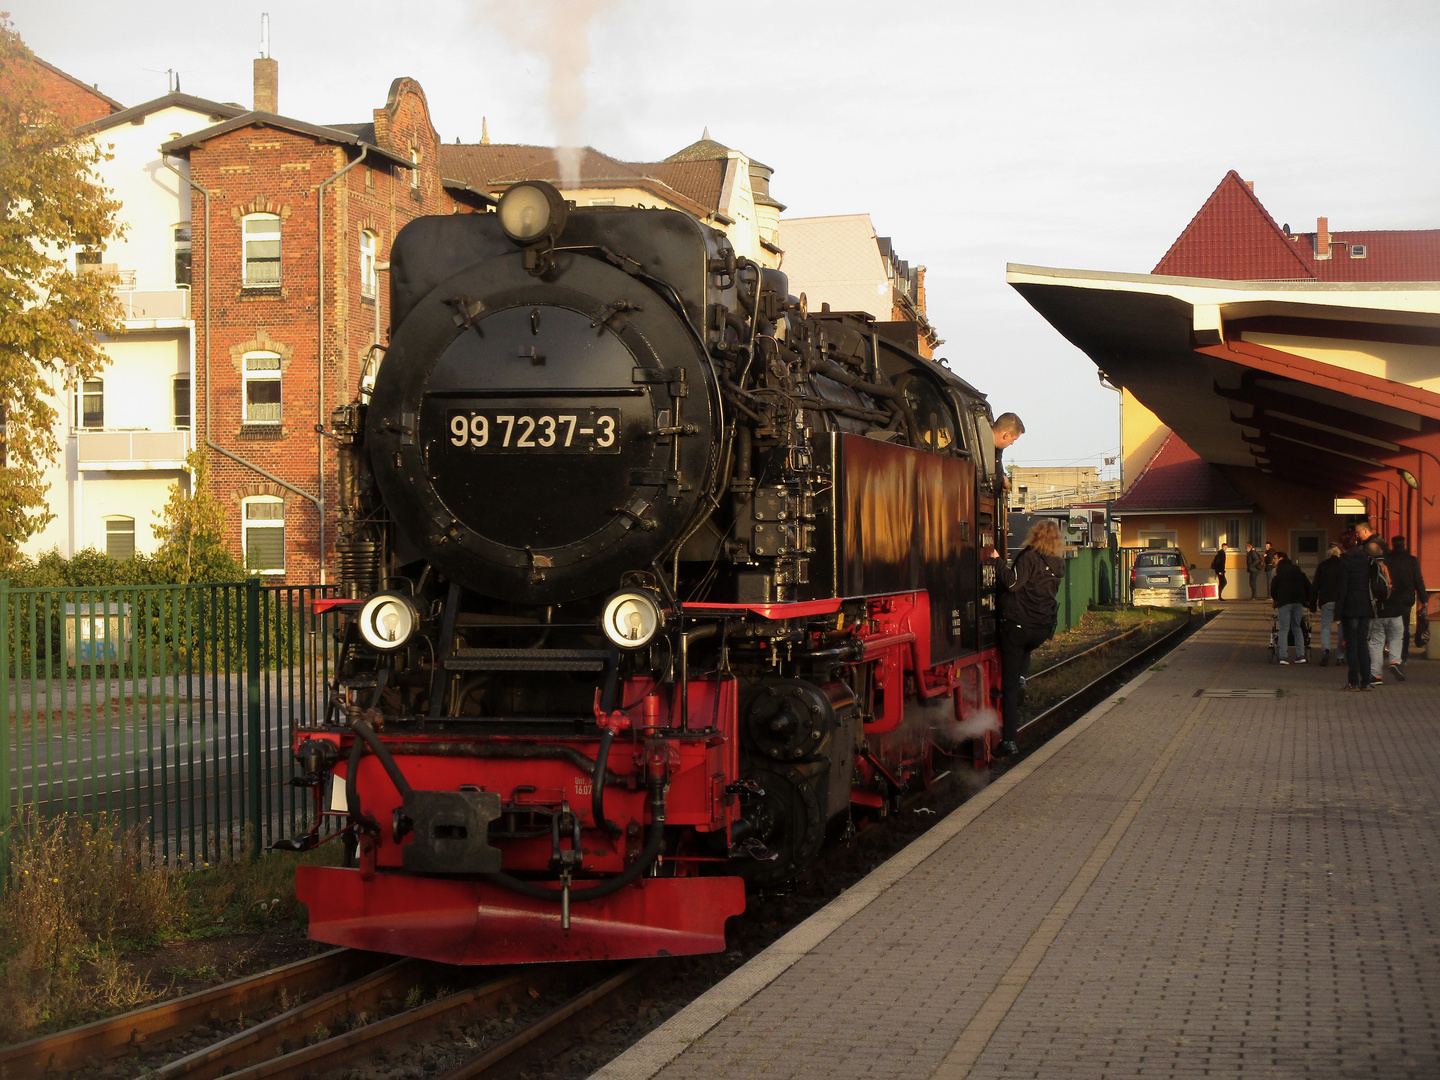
[284,182,1005,964]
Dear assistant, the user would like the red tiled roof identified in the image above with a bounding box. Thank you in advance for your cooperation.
[1153,171,1315,280]
[1112,432,1254,513]
[1155,170,1440,283]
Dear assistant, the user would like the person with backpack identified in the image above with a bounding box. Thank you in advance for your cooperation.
[1246,542,1264,599]
[986,518,1065,758]
[1385,536,1429,667]
[1270,551,1311,664]
[1337,520,1380,690]
[1372,535,1425,680]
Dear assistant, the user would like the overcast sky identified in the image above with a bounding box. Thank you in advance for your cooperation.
[13,1,1440,476]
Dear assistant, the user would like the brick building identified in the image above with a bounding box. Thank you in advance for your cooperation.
[5,52,123,126]
[160,66,490,583]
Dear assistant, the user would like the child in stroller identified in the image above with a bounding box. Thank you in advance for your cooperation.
[1268,610,1311,664]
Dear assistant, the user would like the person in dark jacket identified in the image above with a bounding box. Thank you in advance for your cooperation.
[1270,552,1311,664]
[987,518,1064,758]
[1211,543,1229,599]
[1246,542,1264,599]
[1310,544,1344,665]
[1263,541,1278,595]
[1337,521,1380,690]
[1381,535,1428,675]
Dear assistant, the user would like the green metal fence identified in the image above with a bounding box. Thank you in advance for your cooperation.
[0,579,339,870]
[1056,547,1116,633]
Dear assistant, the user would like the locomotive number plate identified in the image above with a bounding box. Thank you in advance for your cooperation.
[445,408,621,454]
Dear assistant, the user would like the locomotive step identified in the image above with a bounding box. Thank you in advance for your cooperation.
[444,647,612,672]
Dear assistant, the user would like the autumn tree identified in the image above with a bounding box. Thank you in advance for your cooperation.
[0,17,123,565]
[152,448,245,584]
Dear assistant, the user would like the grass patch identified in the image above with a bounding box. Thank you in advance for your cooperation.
[1024,606,1188,718]
[0,811,341,1041]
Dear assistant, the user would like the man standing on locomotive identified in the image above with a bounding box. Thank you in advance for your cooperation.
[991,413,1025,498]
[985,518,1064,759]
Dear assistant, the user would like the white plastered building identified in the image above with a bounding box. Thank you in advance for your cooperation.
[22,93,244,561]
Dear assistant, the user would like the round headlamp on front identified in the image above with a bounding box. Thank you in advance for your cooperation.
[357,592,420,651]
[601,590,664,650]
[497,180,568,246]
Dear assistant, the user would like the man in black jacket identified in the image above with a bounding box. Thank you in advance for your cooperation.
[1381,535,1428,676]
[1211,543,1228,600]
[1337,521,1379,690]
[1246,542,1264,599]
[1310,544,1344,665]
[1270,552,1311,664]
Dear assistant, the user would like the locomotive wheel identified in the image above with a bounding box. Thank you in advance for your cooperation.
[738,761,828,886]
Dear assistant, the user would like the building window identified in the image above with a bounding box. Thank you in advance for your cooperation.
[410,149,420,190]
[174,377,191,429]
[1247,517,1266,549]
[243,351,282,424]
[105,517,136,561]
[77,378,104,428]
[360,230,377,299]
[242,497,285,573]
[1200,516,1244,552]
[75,245,103,274]
[242,213,281,287]
[174,224,192,286]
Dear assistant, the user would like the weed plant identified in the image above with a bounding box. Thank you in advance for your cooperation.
[0,808,181,1038]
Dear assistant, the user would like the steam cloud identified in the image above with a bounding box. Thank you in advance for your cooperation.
[905,694,1000,750]
[481,0,615,188]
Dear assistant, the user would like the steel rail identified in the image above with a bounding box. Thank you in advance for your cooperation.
[0,948,375,1079]
[437,962,654,1080]
[1027,623,1143,680]
[151,957,428,1080]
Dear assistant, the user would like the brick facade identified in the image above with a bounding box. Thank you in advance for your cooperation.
[177,78,469,583]
[11,55,123,126]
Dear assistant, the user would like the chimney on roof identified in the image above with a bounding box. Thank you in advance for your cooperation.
[1315,216,1331,260]
[253,57,278,113]
[1243,179,1253,191]
[481,117,490,145]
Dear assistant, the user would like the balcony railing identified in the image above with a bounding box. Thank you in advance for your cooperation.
[115,285,190,320]
[76,428,190,470]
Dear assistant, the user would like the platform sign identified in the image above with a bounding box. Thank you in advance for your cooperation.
[1186,583,1219,602]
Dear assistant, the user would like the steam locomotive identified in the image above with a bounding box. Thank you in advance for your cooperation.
[284,182,1005,964]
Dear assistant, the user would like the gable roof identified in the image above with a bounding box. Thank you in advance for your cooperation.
[1290,227,1440,282]
[31,55,124,113]
[159,111,415,169]
[1153,170,1315,280]
[77,92,246,135]
[1111,431,1255,514]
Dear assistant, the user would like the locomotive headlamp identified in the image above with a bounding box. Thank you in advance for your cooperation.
[497,180,568,246]
[358,592,420,651]
[600,590,664,650]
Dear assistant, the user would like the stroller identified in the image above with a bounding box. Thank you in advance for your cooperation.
[1268,610,1312,664]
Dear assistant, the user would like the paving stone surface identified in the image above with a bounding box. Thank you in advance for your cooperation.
[592,603,1440,1079]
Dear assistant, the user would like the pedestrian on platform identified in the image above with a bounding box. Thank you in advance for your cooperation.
[1262,541,1277,596]
[1271,552,1311,664]
[1338,521,1379,690]
[1246,542,1264,599]
[1364,539,1399,686]
[986,518,1064,760]
[1310,544,1344,666]
[1211,543,1228,600]
[1384,536,1428,668]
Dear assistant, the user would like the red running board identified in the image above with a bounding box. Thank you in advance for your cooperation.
[296,866,746,964]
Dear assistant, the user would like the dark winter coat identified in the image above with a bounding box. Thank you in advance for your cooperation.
[1337,541,1383,619]
[1270,559,1311,608]
[1380,550,1428,619]
[998,546,1065,631]
[1246,548,1264,573]
[1210,550,1227,574]
[1311,555,1343,608]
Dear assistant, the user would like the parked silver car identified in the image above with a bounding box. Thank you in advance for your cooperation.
[1129,549,1192,606]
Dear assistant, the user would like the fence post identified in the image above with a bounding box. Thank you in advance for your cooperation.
[246,577,262,861]
[0,579,9,877]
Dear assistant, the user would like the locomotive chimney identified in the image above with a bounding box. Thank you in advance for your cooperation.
[254,57,278,113]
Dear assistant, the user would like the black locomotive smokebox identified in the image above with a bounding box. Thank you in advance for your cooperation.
[369,214,720,604]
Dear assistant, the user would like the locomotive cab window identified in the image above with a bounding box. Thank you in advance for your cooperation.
[242,496,285,574]
[243,351,282,424]
[243,213,281,287]
[896,373,957,452]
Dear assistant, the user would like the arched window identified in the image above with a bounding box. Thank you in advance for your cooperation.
[242,212,281,287]
[360,230,378,299]
[242,496,285,573]
[243,351,282,424]
[105,517,135,560]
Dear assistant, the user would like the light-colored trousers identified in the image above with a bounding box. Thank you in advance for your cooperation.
[1369,616,1405,674]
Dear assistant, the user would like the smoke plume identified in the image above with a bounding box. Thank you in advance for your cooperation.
[481,0,615,188]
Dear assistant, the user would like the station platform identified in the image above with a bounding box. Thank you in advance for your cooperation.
[594,601,1440,1079]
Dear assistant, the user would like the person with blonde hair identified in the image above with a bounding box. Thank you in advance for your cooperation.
[984,518,1064,757]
